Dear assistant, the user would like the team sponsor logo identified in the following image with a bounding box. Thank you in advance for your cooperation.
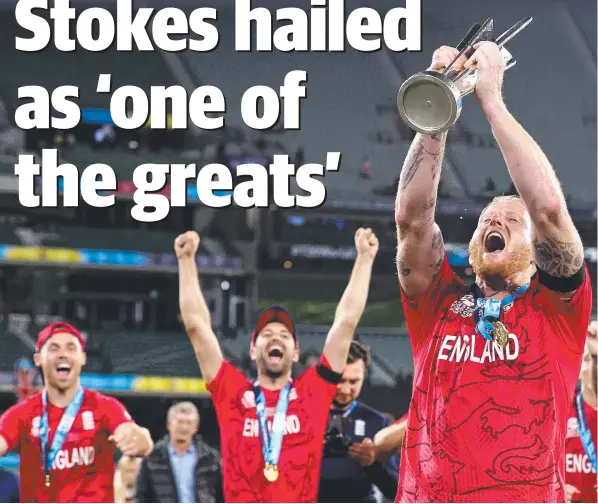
[438,333,520,363]
[450,294,476,318]
[242,391,256,409]
[241,388,298,409]
[52,446,95,470]
[81,411,95,431]
[354,419,365,437]
[565,453,597,474]
[566,417,579,439]
[242,415,301,437]
[31,416,40,437]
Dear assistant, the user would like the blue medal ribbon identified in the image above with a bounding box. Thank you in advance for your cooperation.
[40,387,85,484]
[339,401,357,418]
[575,392,597,473]
[253,380,292,474]
[474,284,528,341]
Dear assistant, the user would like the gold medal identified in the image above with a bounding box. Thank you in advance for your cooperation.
[263,464,279,483]
[45,474,51,488]
[493,322,509,348]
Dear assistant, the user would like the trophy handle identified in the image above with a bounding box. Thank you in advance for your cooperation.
[495,16,533,48]
[443,17,494,80]
[454,17,532,85]
[455,23,481,52]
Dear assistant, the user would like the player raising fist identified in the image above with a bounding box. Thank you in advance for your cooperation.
[176,228,378,502]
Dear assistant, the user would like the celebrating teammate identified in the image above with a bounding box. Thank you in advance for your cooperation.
[564,322,597,503]
[176,227,378,502]
[579,321,597,411]
[0,322,153,503]
[394,43,593,502]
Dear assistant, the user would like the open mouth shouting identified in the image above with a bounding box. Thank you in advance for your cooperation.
[267,346,284,366]
[484,230,506,254]
[56,363,72,380]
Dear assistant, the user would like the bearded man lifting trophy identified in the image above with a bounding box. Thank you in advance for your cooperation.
[393,15,593,504]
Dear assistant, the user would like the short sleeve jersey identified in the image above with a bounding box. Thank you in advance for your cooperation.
[207,357,340,502]
[564,398,597,503]
[396,258,593,503]
[0,388,133,503]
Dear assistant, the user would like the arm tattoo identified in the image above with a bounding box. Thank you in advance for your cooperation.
[399,145,424,191]
[398,133,446,192]
[399,144,444,192]
[533,236,584,277]
[421,198,436,224]
[422,198,436,211]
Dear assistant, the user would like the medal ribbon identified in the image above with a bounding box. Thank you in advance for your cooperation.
[330,400,357,420]
[575,392,597,472]
[474,284,528,341]
[40,387,85,481]
[253,380,292,472]
[340,401,357,418]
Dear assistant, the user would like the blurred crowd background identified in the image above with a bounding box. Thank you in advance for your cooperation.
[0,0,595,499]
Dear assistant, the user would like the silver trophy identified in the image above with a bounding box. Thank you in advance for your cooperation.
[397,17,533,135]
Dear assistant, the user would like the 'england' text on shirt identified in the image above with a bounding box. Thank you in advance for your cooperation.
[438,333,520,363]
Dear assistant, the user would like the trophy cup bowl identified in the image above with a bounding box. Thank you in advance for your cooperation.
[396,16,532,136]
[397,71,463,136]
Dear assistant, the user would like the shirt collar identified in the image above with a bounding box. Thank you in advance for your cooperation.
[168,440,197,456]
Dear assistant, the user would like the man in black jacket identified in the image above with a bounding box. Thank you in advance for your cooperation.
[135,402,222,503]
[319,341,399,503]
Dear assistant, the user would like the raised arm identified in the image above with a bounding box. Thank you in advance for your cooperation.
[176,231,223,382]
[322,228,378,373]
[472,42,584,288]
[395,46,467,298]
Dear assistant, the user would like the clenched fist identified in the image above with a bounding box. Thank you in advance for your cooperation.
[355,228,379,261]
[175,231,200,259]
[427,45,468,74]
[464,41,506,108]
[109,423,151,457]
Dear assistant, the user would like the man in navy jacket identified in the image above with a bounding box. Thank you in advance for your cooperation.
[318,341,399,502]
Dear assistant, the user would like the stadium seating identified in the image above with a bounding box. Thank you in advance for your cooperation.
[0,0,594,203]
[97,331,201,376]
[182,0,597,203]
[385,0,596,202]
[0,332,33,371]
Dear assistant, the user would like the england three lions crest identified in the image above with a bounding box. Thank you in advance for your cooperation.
[450,294,475,318]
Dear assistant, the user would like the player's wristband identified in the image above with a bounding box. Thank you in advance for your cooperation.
[537,266,585,292]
